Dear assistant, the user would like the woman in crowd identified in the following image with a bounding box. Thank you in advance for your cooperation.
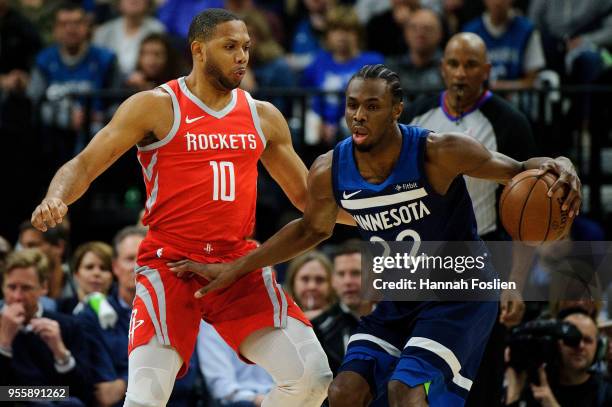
[93,0,166,78]
[285,250,336,320]
[124,32,185,90]
[58,241,114,315]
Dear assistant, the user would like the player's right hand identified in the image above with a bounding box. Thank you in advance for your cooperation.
[31,197,68,231]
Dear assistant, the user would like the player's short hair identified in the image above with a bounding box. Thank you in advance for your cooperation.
[188,8,241,43]
[349,64,404,104]
[4,249,49,285]
[112,226,147,258]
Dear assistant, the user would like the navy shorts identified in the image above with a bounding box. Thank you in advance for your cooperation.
[338,300,498,407]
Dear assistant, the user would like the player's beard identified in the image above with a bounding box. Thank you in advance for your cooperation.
[205,57,240,90]
[353,141,374,152]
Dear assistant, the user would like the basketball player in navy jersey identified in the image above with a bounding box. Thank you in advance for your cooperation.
[169,64,581,406]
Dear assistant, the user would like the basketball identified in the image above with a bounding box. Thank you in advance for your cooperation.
[499,169,573,244]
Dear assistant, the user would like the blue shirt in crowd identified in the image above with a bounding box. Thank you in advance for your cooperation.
[157,0,225,40]
[301,50,384,127]
[463,15,535,81]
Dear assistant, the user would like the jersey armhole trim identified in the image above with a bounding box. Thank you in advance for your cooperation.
[137,84,181,152]
[244,91,267,148]
[417,130,446,198]
[331,146,341,207]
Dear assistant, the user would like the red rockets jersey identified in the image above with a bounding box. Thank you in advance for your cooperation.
[136,77,266,252]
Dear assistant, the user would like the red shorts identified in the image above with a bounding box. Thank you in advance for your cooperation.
[129,230,310,377]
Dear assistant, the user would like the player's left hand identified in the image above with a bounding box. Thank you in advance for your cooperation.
[537,158,582,218]
[167,260,238,297]
[530,365,560,407]
[499,288,525,328]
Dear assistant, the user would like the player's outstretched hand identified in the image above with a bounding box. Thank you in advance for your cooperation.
[31,198,68,232]
[167,260,238,298]
[536,158,581,218]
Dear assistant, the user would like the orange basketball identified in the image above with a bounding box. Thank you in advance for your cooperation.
[499,169,573,244]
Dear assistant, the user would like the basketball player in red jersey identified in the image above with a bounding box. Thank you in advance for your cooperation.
[31,9,345,407]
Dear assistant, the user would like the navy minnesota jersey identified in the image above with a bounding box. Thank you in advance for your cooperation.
[332,124,479,242]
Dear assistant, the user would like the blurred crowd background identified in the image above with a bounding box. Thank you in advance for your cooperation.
[2,0,612,406]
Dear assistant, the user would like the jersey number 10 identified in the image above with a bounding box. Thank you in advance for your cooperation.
[210,161,235,201]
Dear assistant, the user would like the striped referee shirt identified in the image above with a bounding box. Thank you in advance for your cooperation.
[401,91,537,237]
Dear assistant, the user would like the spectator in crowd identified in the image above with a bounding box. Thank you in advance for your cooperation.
[156,0,224,42]
[527,227,604,308]
[439,0,483,41]
[27,2,121,169]
[402,33,536,407]
[17,221,75,304]
[301,5,383,145]
[402,32,536,239]
[529,0,610,155]
[288,0,333,71]
[528,0,611,84]
[76,226,200,406]
[549,301,603,324]
[600,321,612,378]
[385,7,444,91]
[354,0,393,25]
[312,240,373,375]
[505,310,612,406]
[125,32,186,91]
[225,0,285,46]
[0,0,43,238]
[0,249,93,405]
[0,235,11,275]
[75,227,144,406]
[11,0,63,45]
[463,0,545,90]
[365,0,418,57]
[549,265,603,318]
[0,0,41,97]
[198,320,273,406]
[0,235,12,300]
[93,0,165,79]
[58,241,114,314]
[285,250,336,319]
[240,9,296,115]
